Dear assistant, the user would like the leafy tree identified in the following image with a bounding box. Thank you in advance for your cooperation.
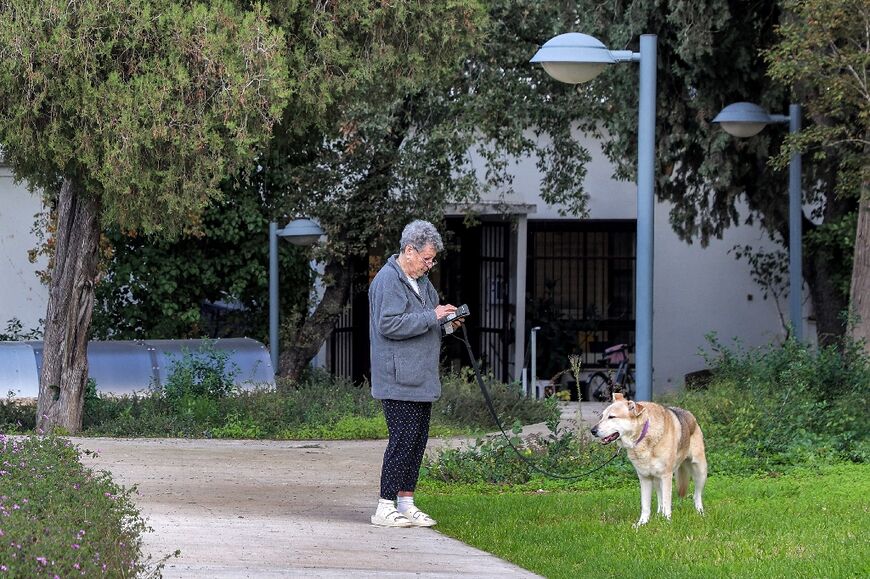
[0,0,289,433]
[765,0,870,350]
[282,0,869,374]
[93,1,865,379]
[270,2,619,379]
[87,1,488,376]
[90,178,311,341]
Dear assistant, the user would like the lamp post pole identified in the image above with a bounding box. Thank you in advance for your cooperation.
[268,218,326,373]
[269,222,280,370]
[713,102,803,341]
[635,34,657,403]
[530,33,657,401]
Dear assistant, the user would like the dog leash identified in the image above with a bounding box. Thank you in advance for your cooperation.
[452,324,622,480]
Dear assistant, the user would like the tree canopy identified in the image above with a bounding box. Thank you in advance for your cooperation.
[0,0,289,235]
[556,0,861,343]
[766,0,869,347]
[88,0,867,378]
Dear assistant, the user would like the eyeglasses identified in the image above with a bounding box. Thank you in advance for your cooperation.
[411,247,437,268]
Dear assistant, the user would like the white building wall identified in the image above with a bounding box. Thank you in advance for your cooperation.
[476,134,788,393]
[651,201,785,390]
[0,165,48,334]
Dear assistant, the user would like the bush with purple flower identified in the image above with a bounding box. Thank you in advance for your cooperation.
[0,435,151,576]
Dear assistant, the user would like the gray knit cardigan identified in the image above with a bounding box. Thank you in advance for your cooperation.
[368,255,442,401]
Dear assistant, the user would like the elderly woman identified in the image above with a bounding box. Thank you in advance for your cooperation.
[368,219,459,527]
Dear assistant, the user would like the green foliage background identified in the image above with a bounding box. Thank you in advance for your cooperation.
[89,0,867,355]
[0,0,289,236]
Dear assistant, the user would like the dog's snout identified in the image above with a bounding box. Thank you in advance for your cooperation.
[590,425,599,436]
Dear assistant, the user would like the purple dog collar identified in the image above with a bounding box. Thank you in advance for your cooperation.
[633,419,650,445]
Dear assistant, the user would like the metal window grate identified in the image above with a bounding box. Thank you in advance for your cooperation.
[527,220,636,378]
[477,222,511,382]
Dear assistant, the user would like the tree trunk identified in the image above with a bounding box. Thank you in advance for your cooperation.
[36,178,101,434]
[806,249,848,346]
[279,257,354,383]
[776,148,853,347]
[848,183,870,351]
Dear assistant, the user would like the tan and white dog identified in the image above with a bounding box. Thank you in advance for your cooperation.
[591,393,707,527]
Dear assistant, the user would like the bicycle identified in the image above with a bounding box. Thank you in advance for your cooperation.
[582,343,636,401]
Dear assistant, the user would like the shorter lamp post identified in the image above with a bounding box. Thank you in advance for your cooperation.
[269,218,325,372]
[530,32,657,402]
[713,102,803,342]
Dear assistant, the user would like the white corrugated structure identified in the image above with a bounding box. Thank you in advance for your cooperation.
[0,338,275,398]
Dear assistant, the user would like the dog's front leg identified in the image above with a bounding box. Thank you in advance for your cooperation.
[634,475,653,527]
[655,477,664,514]
[660,474,673,520]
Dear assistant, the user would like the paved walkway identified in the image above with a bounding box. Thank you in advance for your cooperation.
[73,402,605,578]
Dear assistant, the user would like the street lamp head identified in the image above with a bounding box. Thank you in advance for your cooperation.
[277,218,324,246]
[530,32,615,84]
[712,102,773,138]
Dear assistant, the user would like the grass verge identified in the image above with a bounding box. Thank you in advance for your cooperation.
[419,463,869,579]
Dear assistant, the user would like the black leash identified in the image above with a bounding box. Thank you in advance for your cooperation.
[453,324,621,480]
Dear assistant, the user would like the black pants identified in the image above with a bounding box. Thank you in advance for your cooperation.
[379,399,432,501]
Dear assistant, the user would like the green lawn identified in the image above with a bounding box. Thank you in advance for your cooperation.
[419,464,869,579]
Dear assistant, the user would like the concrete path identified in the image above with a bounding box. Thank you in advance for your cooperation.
[73,402,606,578]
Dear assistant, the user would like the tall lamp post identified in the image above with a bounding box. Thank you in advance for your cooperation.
[530,33,658,402]
[712,102,803,342]
[269,218,325,372]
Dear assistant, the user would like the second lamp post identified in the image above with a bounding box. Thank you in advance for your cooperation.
[713,102,803,342]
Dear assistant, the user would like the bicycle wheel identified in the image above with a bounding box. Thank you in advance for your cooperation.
[585,372,612,402]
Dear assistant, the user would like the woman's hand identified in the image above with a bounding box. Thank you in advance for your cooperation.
[434,304,457,321]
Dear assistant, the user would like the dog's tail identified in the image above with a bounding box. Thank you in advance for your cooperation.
[677,462,691,498]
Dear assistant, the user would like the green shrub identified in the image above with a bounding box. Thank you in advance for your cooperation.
[0,317,41,341]
[280,415,388,440]
[665,334,870,469]
[211,413,264,439]
[0,435,159,576]
[423,421,635,488]
[83,370,391,438]
[81,365,558,440]
[0,393,36,432]
[435,368,559,431]
[160,342,240,411]
[423,336,869,487]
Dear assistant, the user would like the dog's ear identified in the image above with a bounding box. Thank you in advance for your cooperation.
[613,392,625,402]
[627,401,646,416]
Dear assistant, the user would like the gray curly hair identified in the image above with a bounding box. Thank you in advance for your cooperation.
[400,219,444,253]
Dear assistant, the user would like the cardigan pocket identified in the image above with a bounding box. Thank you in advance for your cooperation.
[393,354,425,386]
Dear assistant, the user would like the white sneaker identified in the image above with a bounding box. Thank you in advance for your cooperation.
[399,506,437,527]
[371,508,413,527]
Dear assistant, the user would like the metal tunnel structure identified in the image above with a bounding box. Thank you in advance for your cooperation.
[0,338,275,398]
